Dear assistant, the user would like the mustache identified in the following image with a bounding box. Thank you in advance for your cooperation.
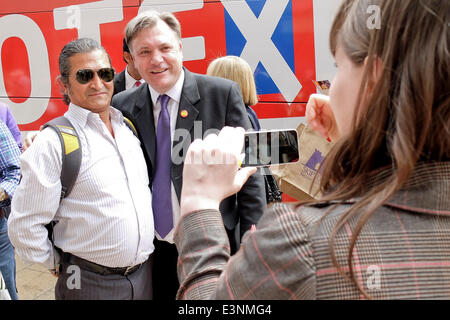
[87,89,109,95]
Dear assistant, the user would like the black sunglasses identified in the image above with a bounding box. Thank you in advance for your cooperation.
[75,68,115,84]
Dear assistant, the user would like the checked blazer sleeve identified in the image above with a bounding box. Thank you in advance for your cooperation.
[174,203,316,300]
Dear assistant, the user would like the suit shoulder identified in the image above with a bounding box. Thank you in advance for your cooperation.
[113,70,125,87]
[114,70,125,81]
[111,87,138,112]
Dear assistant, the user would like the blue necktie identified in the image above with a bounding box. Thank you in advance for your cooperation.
[152,94,173,238]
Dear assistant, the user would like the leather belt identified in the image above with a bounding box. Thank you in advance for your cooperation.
[62,252,144,276]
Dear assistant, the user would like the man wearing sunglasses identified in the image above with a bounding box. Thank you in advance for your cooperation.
[8,38,155,300]
[111,10,266,300]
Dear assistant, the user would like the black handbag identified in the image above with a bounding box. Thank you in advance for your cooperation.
[263,169,282,204]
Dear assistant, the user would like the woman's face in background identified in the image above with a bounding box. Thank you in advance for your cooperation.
[329,45,365,138]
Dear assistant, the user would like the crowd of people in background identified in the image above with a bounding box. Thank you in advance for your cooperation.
[0,102,21,300]
[1,0,449,300]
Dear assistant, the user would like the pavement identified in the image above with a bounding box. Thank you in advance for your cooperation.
[15,254,56,300]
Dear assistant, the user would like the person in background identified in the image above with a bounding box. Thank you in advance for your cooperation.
[113,38,145,96]
[0,102,22,151]
[207,55,282,205]
[0,120,21,300]
[112,10,266,300]
[0,269,11,300]
[207,56,260,130]
[174,0,450,299]
[8,38,154,300]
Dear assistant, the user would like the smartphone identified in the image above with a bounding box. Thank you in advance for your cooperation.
[242,129,299,167]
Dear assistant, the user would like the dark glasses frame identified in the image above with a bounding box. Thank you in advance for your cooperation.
[75,68,115,84]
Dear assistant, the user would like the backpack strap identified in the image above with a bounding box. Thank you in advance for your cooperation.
[123,116,138,137]
[42,116,82,200]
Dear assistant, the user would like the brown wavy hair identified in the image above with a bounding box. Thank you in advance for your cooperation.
[317,0,449,298]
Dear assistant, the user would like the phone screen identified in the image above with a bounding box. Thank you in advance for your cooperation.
[242,129,299,167]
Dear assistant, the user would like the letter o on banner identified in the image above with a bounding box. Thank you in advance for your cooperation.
[0,14,50,125]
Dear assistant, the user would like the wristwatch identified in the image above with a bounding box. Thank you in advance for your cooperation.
[0,189,8,202]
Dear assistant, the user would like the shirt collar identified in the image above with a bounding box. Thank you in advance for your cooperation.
[66,103,123,127]
[66,103,91,127]
[148,69,185,106]
[124,66,144,90]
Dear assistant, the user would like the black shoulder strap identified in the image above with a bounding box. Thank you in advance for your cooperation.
[42,116,82,200]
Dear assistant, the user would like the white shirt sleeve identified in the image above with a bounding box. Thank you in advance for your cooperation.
[8,128,63,269]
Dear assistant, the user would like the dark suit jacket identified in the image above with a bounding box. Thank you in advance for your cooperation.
[113,70,126,96]
[112,68,266,248]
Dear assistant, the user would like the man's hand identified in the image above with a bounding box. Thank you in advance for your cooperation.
[180,127,257,217]
[0,188,8,202]
[49,268,60,278]
[22,130,40,153]
[305,94,340,142]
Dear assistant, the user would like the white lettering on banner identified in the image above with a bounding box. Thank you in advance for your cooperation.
[0,14,50,125]
[139,0,205,62]
[221,0,302,103]
[53,0,123,43]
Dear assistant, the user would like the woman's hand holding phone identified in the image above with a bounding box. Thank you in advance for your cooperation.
[180,127,257,217]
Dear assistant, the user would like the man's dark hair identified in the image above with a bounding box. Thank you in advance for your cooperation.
[58,38,112,105]
[122,38,129,64]
[123,38,130,53]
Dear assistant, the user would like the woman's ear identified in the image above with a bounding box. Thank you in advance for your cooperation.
[363,55,383,93]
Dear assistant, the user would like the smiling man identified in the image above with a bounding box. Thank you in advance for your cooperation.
[8,38,155,300]
[112,11,266,300]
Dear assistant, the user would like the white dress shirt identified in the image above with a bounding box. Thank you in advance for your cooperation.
[124,66,145,90]
[8,104,154,269]
[148,69,185,243]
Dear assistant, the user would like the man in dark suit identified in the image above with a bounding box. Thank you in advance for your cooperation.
[113,38,144,96]
[111,10,266,300]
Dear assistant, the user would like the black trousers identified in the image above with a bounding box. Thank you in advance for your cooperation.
[152,238,179,300]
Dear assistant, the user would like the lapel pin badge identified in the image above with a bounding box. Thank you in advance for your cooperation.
[180,109,188,118]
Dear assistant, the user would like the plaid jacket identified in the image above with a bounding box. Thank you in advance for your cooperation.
[175,162,450,299]
[0,120,20,208]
